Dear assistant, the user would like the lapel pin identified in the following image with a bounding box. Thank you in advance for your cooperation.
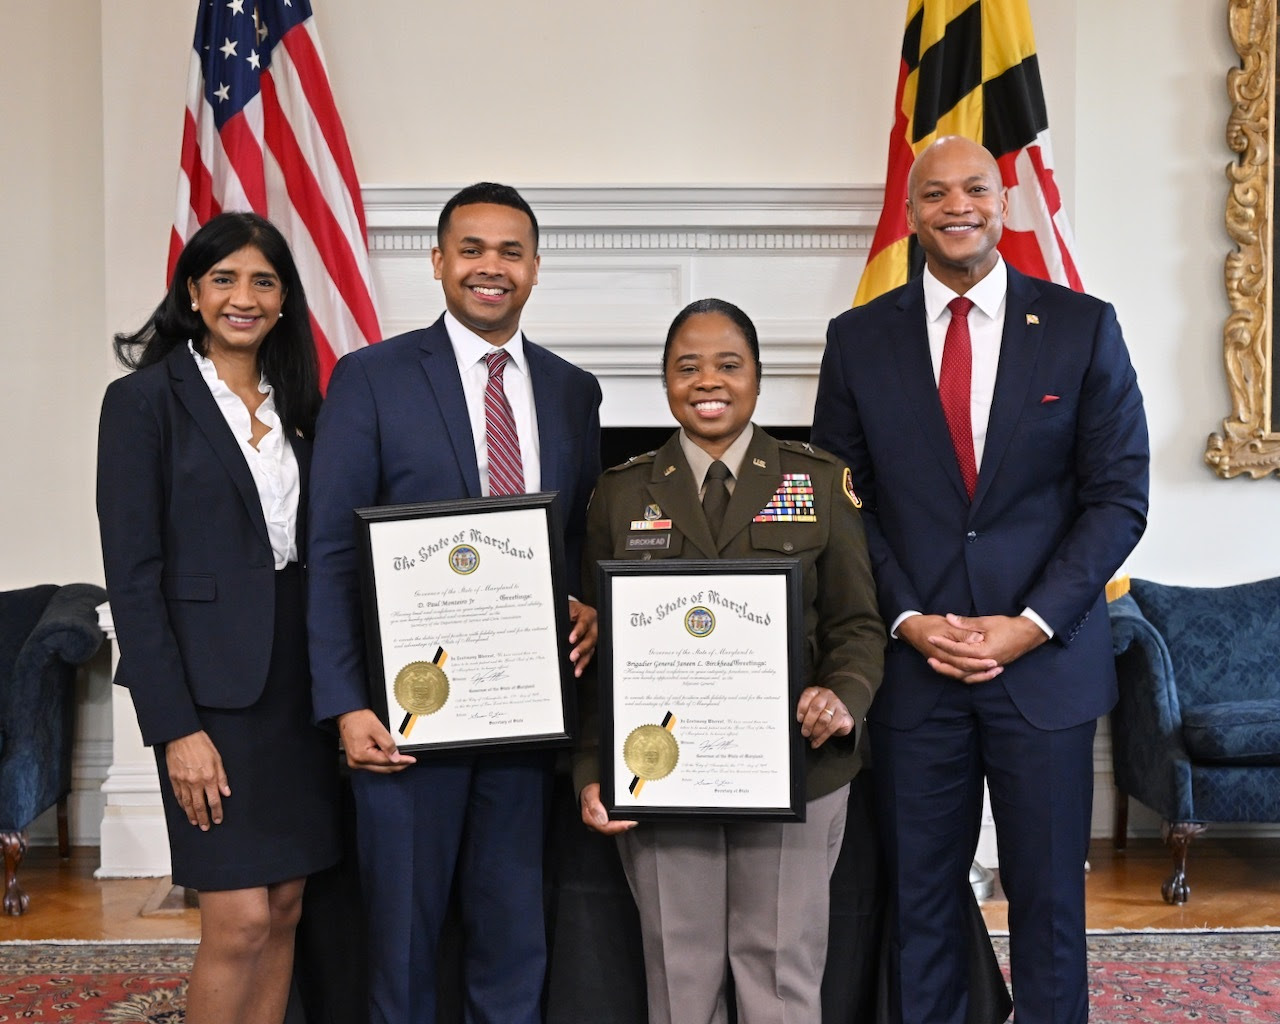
[1041,394,1060,404]
[753,458,766,469]
[663,465,677,477]
[1026,313,1040,325]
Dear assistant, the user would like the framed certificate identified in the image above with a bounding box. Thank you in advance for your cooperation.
[355,493,574,753]
[598,559,805,820]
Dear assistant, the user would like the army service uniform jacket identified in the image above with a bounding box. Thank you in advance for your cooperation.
[574,426,885,801]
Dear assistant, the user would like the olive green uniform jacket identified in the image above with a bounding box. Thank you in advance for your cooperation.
[573,427,885,801]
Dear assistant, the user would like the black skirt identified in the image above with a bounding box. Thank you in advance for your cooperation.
[156,562,341,891]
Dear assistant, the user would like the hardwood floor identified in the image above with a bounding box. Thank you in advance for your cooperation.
[0,847,200,942]
[983,835,1280,932]
[1,836,1278,941]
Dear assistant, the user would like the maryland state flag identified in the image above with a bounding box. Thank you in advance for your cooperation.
[854,0,1082,306]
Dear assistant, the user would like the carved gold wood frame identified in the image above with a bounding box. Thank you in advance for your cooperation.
[1207,0,1280,477]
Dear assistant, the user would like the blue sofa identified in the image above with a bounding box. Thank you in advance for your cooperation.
[1108,576,1280,903]
[0,583,106,914]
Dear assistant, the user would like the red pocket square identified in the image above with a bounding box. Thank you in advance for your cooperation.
[1041,394,1060,404]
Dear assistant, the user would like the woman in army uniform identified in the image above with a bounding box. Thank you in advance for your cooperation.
[573,298,886,1024]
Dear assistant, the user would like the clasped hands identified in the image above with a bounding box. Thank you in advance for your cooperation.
[897,612,1047,684]
[339,597,599,773]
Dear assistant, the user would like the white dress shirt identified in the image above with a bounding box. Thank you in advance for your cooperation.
[189,341,299,569]
[444,311,541,496]
[922,258,1006,472]
[892,260,1053,640]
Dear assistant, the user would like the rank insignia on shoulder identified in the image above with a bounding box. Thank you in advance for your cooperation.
[644,503,663,521]
[842,467,862,509]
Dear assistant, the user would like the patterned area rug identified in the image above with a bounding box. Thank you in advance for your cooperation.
[0,932,1278,1022]
[0,942,191,1022]
[997,931,1280,1023]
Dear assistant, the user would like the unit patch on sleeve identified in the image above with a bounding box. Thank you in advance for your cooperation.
[842,467,862,509]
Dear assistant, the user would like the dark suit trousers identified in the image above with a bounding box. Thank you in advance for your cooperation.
[872,677,1095,1024]
[352,750,550,1024]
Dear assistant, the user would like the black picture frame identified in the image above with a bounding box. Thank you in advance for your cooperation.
[355,492,575,754]
[598,558,806,821]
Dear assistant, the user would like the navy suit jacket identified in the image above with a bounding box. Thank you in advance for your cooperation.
[97,345,309,746]
[308,316,603,722]
[812,266,1149,732]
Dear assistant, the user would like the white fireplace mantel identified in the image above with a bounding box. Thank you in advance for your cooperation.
[363,185,882,426]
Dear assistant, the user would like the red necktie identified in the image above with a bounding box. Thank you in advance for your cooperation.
[484,350,524,496]
[939,296,977,499]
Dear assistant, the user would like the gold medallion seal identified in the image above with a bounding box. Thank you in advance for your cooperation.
[623,724,679,781]
[394,661,449,716]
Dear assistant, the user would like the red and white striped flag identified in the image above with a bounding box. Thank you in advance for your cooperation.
[170,0,380,387]
[855,0,1082,306]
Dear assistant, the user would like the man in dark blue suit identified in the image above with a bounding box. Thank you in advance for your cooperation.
[308,182,602,1024]
[812,137,1148,1024]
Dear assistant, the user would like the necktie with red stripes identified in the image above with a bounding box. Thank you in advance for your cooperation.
[484,350,524,496]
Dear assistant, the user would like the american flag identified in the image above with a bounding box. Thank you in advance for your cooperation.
[170,0,380,386]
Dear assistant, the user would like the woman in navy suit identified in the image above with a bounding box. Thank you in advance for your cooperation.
[97,213,340,1024]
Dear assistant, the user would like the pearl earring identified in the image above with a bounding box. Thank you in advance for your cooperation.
[191,301,198,311]
[278,311,285,319]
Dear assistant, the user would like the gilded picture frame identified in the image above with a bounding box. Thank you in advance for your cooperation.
[1207,0,1280,478]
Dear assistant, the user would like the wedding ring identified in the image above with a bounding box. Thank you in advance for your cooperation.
[821,708,835,718]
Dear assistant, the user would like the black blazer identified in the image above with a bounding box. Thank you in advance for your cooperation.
[97,345,310,746]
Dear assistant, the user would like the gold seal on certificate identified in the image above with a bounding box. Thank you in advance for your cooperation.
[624,723,679,781]
[394,661,450,716]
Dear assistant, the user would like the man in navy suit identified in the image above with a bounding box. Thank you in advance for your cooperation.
[811,137,1148,1024]
[308,182,602,1024]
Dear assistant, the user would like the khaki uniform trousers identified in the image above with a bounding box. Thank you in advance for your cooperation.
[617,783,850,1024]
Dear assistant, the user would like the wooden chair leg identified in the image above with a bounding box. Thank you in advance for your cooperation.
[57,796,70,859]
[1161,821,1206,904]
[1112,787,1129,850]
[1,830,30,915]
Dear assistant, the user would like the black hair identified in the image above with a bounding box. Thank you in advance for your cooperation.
[437,182,539,252]
[661,298,763,383]
[113,212,321,438]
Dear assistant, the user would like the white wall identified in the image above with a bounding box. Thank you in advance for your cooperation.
[3,0,1276,845]
[0,4,106,589]
[1074,0,1280,585]
[10,0,1260,596]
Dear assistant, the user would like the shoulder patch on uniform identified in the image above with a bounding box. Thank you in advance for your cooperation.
[842,467,862,509]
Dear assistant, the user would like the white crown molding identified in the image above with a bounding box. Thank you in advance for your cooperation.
[364,184,885,226]
[363,184,883,253]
